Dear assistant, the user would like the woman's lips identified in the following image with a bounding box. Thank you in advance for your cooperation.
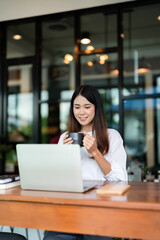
[79,117,87,121]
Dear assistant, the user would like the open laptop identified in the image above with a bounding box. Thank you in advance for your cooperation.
[16,144,96,193]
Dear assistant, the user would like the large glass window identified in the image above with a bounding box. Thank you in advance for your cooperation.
[80,13,117,51]
[41,16,75,142]
[41,17,75,101]
[41,90,74,143]
[80,53,119,129]
[123,3,160,178]
[5,64,33,173]
[1,1,160,176]
[124,97,160,171]
[7,23,35,58]
[155,75,160,164]
[7,65,33,142]
[158,97,160,165]
[123,4,160,96]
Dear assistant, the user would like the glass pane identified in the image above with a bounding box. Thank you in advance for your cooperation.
[123,4,160,96]
[156,75,160,164]
[80,53,119,130]
[7,65,33,142]
[80,13,117,51]
[124,98,160,173]
[158,97,160,165]
[42,17,74,101]
[5,149,17,174]
[41,90,73,143]
[7,23,35,58]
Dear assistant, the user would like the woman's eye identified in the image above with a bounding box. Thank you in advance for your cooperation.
[85,107,90,109]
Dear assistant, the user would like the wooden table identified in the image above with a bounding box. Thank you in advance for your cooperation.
[0,181,160,240]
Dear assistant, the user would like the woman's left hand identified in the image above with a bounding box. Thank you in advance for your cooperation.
[83,131,97,155]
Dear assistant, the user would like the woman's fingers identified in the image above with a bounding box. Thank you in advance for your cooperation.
[84,134,94,144]
[63,134,73,144]
[83,133,96,153]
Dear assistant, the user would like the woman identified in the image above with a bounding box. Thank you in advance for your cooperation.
[43,85,127,240]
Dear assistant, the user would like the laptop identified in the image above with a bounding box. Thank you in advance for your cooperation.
[16,144,96,193]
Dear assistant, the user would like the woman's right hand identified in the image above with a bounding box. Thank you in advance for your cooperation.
[63,133,73,144]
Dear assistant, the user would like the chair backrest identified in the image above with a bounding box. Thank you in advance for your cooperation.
[0,232,27,240]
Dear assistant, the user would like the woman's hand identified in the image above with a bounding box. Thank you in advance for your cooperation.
[83,131,97,155]
[83,131,111,175]
[63,132,73,144]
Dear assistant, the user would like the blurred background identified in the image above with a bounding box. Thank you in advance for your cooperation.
[0,0,160,181]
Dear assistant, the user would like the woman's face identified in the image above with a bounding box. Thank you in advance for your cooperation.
[73,95,95,131]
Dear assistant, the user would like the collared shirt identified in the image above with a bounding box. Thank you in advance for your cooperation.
[58,128,128,181]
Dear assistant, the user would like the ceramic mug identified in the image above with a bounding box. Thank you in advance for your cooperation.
[68,132,84,147]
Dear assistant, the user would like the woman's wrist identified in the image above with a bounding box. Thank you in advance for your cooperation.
[92,149,99,158]
[92,149,111,175]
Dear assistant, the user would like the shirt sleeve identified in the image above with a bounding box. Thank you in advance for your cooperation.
[58,132,66,145]
[104,129,128,181]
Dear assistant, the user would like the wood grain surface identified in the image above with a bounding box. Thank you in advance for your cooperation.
[0,181,160,240]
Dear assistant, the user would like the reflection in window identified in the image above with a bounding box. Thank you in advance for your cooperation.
[123,4,160,96]
[60,90,73,131]
[7,65,33,142]
[41,103,49,143]
[80,13,117,51]
[7,23,35,58]
[80,53,119,130]
[99,89,119,130]
[41,17,75,101]
[60,102,70,131]
[124,98,160,169]
[157,98,160,164]
[41,90,73,143]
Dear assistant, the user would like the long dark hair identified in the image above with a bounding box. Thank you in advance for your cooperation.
[68,85,109,155]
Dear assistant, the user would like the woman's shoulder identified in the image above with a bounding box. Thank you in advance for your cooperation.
[107,128,122,140]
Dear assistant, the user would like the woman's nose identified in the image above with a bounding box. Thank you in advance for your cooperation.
[79,108,85,114]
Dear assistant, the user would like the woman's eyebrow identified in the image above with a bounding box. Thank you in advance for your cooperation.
[84,104,92,106]
[74,103,92,106]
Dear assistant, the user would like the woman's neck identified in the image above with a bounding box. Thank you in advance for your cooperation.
[81,126,92,132]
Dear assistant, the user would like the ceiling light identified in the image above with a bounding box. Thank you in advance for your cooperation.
[110,69,119,75]
[12,34,22,40]
[120,33,125,38]
[86,45,94,51]
[157,16,160,21]
[99,60,105,65]
[109,62,119,75]
[87,61,93,67]
[137,68,150,74]
[63,54,73,64]
[110,67,127,75]
[80,32,91,44]
[63,59,70,64]
[100,54,108,61]
[64,54,73,62]
[137,57,151,73]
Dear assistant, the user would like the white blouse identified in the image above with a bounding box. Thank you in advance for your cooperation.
[58,128,128,181]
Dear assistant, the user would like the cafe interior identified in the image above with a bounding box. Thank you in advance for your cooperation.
[0,0,160,182]
[0,0,160,239]
[0,0,160,181]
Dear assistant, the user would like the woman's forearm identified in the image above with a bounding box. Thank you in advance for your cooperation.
[92,149,111,175]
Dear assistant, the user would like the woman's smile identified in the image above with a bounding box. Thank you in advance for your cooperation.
[79,116,88,121]
[73,95,95,131]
